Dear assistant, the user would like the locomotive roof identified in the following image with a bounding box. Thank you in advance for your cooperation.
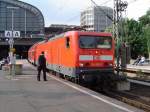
[48,33,65,41]
[30,40,46,48]
[30,31,112,49]
[48,31,112,41]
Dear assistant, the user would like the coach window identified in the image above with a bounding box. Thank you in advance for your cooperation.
[66,37,70,48]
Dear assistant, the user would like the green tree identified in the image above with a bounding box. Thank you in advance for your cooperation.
[143,25,150,59]
[120,19,147,58]
[139,9,150,58]
[139,10,150,26]
[104,9,150,59]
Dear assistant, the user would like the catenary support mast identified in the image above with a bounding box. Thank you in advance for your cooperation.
[113,0,128,72]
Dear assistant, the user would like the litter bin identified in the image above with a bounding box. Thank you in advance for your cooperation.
[15,64,22,75]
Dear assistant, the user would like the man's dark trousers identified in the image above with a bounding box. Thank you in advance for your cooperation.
[37,66,47,81]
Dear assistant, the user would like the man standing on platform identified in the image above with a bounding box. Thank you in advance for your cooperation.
[37,51,47,81]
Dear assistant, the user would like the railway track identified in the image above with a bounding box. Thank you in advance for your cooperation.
[103,90,150,112]
[91,81,150,112]
[100,72,150,112]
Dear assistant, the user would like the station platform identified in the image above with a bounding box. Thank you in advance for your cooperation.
[127,64,150,73]
[0,60,143,112]
[127,60,150,72]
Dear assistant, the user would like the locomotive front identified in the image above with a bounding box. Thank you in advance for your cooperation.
[76,33,115,82]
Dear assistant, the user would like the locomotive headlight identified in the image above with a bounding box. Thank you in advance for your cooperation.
[109,63,113,66]
[79,63,84,67]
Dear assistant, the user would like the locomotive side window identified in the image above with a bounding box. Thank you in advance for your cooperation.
[79,36,112,49]
[66,37,70,48]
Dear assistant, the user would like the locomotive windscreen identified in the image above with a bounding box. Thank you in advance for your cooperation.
[79,36,112,49]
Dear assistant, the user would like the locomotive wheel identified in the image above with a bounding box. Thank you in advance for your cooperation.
[71,77,76,83]
[64,75,71,81]
[60,74,65,79]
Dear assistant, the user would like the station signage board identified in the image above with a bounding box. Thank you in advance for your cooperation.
[5,31,20,38]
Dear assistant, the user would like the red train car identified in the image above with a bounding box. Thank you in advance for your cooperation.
[28,42,44,65]
[28,31,115,82]
[28,43,38,64]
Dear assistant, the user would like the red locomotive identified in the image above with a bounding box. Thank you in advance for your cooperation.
[28,31,117,85]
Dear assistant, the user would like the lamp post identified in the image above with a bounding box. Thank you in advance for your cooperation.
[7,6,19,77]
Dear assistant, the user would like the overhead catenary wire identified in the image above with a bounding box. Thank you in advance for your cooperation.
[65,13,80,23]
[56,0,141,24]
[65,0,113,23]
[99,0,112,6]
[66,0,113,23]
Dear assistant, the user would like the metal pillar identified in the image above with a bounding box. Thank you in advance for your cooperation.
[113,0,128,72]
[7,7,19,77]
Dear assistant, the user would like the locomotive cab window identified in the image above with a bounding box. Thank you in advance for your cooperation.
[66,37,70,48]
[79,36,112,49]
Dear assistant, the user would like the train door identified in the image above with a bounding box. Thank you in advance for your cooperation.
[57,45,62,73]
[49,46,52,69]
[34,47,36,65]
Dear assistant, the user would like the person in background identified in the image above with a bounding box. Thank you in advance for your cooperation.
[133,55,141,65]
[4,58,8,65]
[37,51,47,81]
[7,56,10,64]
[138,55,145,66]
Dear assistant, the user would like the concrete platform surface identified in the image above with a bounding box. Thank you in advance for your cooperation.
[0,60,144,112]
[127,60,150,72]
[127,65,150,71]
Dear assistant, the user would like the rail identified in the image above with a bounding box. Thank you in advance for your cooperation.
[104,90,150,112]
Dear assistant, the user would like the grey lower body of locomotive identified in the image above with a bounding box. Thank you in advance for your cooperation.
[47,64,126,86]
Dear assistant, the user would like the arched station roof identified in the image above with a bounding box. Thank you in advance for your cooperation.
[0,0,45,33]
